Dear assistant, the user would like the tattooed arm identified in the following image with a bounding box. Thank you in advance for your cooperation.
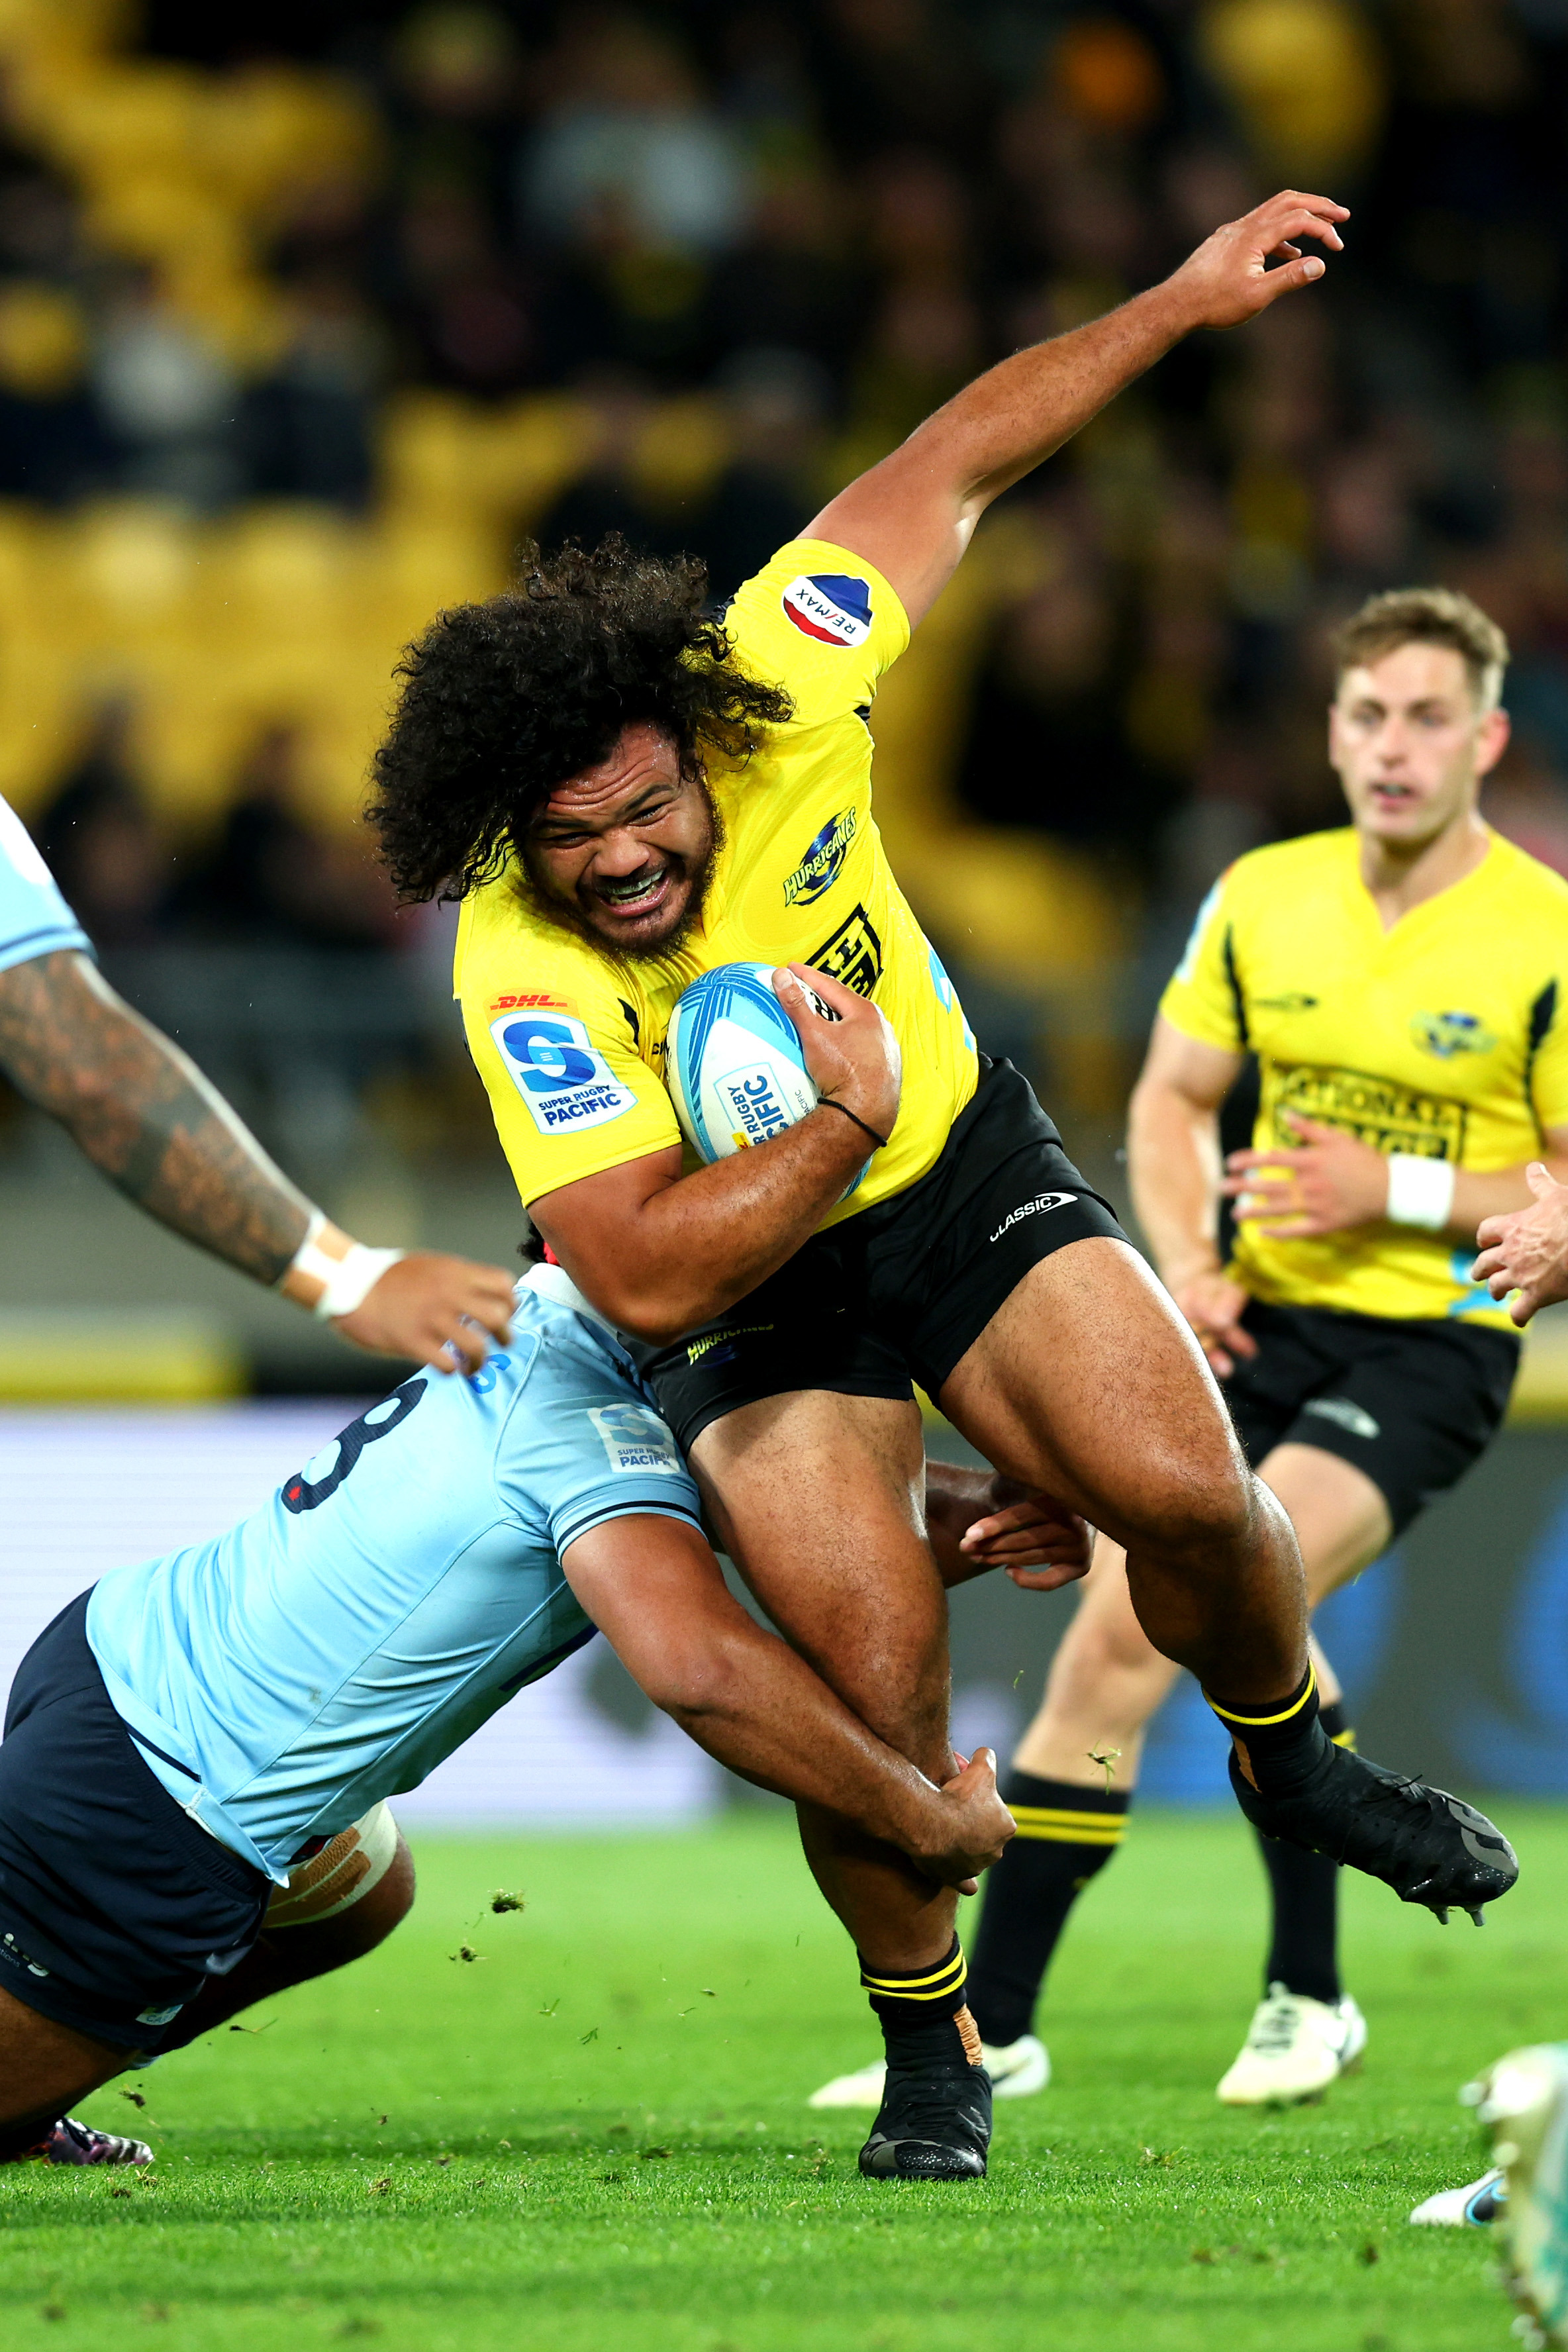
[0,951,516,1371]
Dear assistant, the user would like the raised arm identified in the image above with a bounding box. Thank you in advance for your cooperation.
[562,1511,1012,1890]
[1128,1014,1249,1377]
[532,964,901,1342]
[0,950,517,1373]
[808,191,1348,628]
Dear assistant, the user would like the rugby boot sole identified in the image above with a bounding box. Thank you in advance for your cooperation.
[858,2057,992,2181]
[1228,1733,1517,1920]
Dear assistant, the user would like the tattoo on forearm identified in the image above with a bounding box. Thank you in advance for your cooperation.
[0,954,313,1285]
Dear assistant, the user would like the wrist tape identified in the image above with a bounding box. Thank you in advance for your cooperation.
[284,1212,406,1320]
[1385,1153,1455,1231]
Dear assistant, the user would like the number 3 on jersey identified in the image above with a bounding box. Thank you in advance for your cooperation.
[489,1008,637,1137]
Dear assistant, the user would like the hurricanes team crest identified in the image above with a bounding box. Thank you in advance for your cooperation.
[781,573,873,648]
[1411,1009,1497,1060]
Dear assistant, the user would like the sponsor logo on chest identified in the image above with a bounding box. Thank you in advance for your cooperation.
[1267,1061,1467,1161]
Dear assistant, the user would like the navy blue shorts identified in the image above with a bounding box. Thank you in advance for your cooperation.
[0,1593,268,2053]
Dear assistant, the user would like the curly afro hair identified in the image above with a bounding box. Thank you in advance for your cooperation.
[367,537,794,903]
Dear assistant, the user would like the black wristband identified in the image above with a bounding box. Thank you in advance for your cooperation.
[817,1097,889,1151]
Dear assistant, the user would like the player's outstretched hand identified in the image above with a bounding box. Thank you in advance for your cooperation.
[332,1252,515,1375]
[1165,189,1348,332]
[916,1747,1014,1893]
[957,1479,1095,1590]
[1168,1264,1257,1379]
[775,961,902,1147]
[1474,1163,1568,1326]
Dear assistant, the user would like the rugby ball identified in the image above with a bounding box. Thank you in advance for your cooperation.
[665,961,822,1164]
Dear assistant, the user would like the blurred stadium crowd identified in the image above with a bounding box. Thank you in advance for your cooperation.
[3,0,1568,1146]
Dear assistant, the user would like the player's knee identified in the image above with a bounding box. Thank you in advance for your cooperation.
[1121,1446,1261,1563]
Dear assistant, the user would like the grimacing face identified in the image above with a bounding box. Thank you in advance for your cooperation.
[1328,641,1510,850]
[523,722,716,957]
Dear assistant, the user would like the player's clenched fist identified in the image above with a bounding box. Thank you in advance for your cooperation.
[1165,189,1349,332]
[775,961,903,1147]
[915,1747,1015,1892]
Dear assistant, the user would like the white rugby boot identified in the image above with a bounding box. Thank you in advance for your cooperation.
[1467,2043,1568,2346]
[1409,2167,1505,2226]
[982,2034,1050,2098]
[809,2032,1048,2108]
[1216,1984,1367,2105]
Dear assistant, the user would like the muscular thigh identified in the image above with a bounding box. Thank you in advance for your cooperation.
[938,1237,1249,1542]
[688,1390,952,1774]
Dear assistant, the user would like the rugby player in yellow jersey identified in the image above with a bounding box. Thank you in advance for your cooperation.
[834,585,1561,2120]
[368,195,1515,2180]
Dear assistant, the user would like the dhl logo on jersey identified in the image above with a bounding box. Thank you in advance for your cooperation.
[489,989,576,1014]
[1267,1061,1468,1161]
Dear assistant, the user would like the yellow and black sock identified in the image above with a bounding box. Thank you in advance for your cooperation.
[1206,1661,1321,1794]
[860,1936,980,2063]
[1255,1700,1353,2005]
[965,1772,1130,2048]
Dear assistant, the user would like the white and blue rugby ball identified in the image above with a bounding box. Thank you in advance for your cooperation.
[665,961,822,1164]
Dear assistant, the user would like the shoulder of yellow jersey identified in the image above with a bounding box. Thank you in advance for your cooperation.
[722,538,910,732]
[1210,826,1358,913]
[456,869,624,1013]
[1480,826,1568,915]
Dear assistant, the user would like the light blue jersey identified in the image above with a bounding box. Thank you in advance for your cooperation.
[0,791,89,975]
[85,1270,701,1881]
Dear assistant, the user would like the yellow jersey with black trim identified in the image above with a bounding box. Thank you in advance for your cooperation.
[1160,826,1568,1330]
[454,538,979,1224]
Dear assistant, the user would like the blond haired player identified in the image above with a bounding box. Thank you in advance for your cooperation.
[816,585,1563,2114]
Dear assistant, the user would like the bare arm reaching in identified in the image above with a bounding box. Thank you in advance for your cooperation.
[1475,1165,1568,1324]
[0,951,516,1374]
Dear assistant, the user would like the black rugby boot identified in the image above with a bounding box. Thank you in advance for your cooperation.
[858,2026,992,2181]
[1229,1726,1517,1922]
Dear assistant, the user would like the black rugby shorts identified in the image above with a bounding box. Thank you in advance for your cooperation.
[0,1593,268,2052]
[646,1056,1128,1451]
[1222,1297,1520,1538]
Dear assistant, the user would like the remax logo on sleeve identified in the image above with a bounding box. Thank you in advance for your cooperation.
[781,573,873,648]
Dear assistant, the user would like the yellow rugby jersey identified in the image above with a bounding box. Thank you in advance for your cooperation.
[455,538,979,1224]
[1161,826,1568,1328]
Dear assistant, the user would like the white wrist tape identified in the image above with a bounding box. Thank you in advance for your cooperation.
[1385,1153,1456,1230]
[285,1215,406,1320]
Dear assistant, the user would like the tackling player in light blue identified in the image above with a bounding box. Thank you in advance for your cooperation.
[87,1267,703,1881]
[0,1266,1061,2171]
[0,792,90,973]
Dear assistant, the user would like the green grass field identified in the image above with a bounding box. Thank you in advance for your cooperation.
[1,1805,1562,2352]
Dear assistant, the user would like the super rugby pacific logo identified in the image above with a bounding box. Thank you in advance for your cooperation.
[781,573,873,648]
[989,1192,1074,1245]
[784,807,858,907]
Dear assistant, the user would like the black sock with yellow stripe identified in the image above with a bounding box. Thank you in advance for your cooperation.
[965,1773,1130,2049]
[860,1936,981,2065]
[1257,1701,1352,2006]
[1206,1662,1322,1793]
